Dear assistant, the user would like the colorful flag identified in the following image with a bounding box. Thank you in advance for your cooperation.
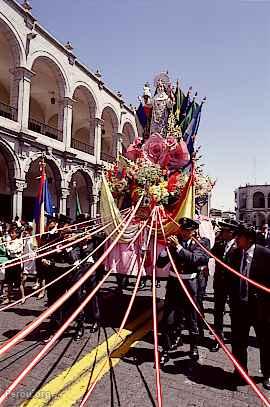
[136,102,147,128]
[174,80,183,122]
[183,99,205,156]
[181,93,198,133]
[33,162,53,236]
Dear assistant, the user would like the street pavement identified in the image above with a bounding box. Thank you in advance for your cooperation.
[0,276,269,407]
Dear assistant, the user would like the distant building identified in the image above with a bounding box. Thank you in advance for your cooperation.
[235,184,270,228]
[209,208,222,220]
[222,211,236,220]
[209,208,236,223]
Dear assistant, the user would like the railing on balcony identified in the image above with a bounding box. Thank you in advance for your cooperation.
[28,118,62,141]
[0,101,18,121]
[71,139,94,155]
[101,151,115,163]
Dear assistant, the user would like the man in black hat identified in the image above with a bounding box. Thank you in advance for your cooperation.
[157,217,209,366]
[230,224,270,390]
[34,216,59,299]
[75,213,102,336]
[210,218,239,352]
[42,218,82,342]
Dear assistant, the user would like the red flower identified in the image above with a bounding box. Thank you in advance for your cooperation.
[142,133,166,164]
[160,140,190,169]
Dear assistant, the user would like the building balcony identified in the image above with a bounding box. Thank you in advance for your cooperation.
[28,118,63,141]
[0,101,18,121]
[71,138,94,155]
[101,151,115,163]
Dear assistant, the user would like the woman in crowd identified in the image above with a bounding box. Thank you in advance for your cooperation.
[0,231,8,299]
[3,227,23,304]
[20,225,37,303]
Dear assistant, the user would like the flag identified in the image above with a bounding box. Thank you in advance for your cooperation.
[76,189,82,216]
[180,94,198,133]
[183,99,204,156]
[33,163,53,236]
[174,80,183,122]
[136,102,147,128]
[157,168,195,237]
[180,86,192,120]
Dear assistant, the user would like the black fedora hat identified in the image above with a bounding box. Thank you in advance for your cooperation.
[218,218,239,230]
[179,217,200,230]
[236,224,256,241]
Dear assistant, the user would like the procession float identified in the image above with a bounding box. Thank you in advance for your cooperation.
[100,72,215,276]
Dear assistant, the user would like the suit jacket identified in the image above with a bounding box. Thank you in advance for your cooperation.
[230,244,270,320]
[212,239,237,276]
[256,232,270,249]
[156,237,209,276]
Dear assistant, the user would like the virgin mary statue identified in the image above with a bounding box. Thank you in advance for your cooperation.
[150,72,174,138]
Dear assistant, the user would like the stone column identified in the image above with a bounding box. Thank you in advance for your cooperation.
[11,67,34,129]
[94,118,103,162]
[90,194,99,218]
[62,97,74,148]
[59,188,70,215]
[12,180,26,220]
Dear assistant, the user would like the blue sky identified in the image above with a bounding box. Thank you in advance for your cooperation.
[31,0,270,210]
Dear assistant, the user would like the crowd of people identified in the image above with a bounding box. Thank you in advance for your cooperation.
[157,217,270,391]
[0,214,105,342]
[0,212,270,392]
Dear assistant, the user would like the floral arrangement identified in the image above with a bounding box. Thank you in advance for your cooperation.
[105,156,190,207]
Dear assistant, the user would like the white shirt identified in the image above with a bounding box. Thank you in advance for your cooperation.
[224,239,235,259]
[159,240,196,279]
[240,244,255,277]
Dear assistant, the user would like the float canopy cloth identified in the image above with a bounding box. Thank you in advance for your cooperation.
[100,173,139,243]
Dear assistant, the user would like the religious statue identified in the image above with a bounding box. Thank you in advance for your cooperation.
[150,72,174,138]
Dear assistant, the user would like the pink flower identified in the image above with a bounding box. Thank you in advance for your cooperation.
[125,142,144,161]
[160,140,190,169]
[142,133,166,164]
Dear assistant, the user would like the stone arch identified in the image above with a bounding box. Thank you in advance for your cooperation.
[0,139,21,220]
[29,51,69,94]
[22,154,63,221]
[0,15,25,118]
[29,55,68,141]
[101,106,119,162]
[0,137,21,180]
[71,85,97,154]
[72,81,100,116]
[253,191,265,209]
[0,13,25,68]
[122,121,135,153]
[66,168,95,219]
[65,166,96,194]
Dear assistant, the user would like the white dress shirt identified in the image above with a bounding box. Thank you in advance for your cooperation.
[224,239,235,259]
[240,244,255,301]
[240,244,255,276]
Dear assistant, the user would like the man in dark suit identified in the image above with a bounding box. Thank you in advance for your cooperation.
[210,219,239,352]
[230,225,270,390]
[157,217,209,366]
[256,224,270,249]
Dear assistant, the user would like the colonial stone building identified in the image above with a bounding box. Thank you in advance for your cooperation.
[235,184,270,228]
[0,0,137,221]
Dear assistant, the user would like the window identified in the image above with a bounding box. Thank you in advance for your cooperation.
[253,192,265,208]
